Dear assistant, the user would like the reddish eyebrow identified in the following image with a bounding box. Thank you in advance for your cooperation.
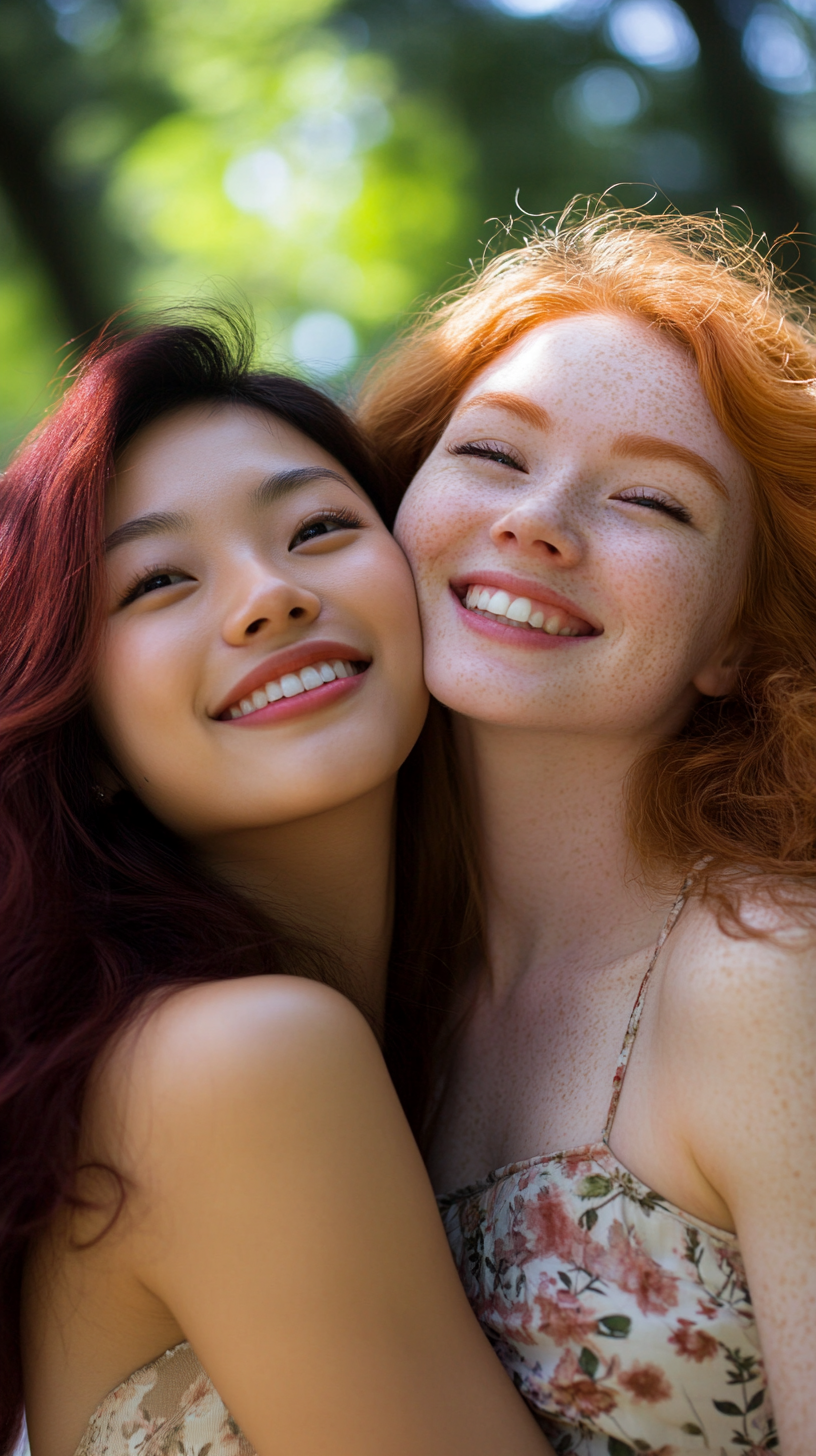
[612,432,728,497]
[452,391,553,433]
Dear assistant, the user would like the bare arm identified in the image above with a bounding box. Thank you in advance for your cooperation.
[52,978,551,1456]
[677,913,816,1455]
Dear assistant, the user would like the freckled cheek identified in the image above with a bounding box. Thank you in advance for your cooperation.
[607,546,726,664]
[396,478,475,575]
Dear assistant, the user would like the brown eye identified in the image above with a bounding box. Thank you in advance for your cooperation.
[121,568,191,606]
[289,508,362,550]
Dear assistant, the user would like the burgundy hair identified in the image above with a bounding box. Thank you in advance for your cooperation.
[0,312,468,1449]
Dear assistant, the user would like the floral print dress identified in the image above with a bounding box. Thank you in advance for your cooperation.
[74,1341,255,1456]
[438,887,777,1456]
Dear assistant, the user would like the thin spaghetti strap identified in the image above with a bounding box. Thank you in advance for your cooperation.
[602,876,692,1143]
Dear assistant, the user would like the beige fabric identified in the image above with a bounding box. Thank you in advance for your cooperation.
[74,1341,256,1455]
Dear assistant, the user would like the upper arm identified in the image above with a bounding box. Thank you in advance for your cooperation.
[89,977,548,1456]
[674,919,816,1456]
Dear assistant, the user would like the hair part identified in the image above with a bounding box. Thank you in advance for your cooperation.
[358,201,816,912]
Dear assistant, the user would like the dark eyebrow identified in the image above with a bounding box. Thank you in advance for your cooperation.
[104,467,354,553]
[251,466,353,508]
[104,510,192,554]
[452,391,553,433]
[612,433,728,498]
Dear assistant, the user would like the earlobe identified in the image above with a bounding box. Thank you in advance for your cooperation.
[692,639,744,698]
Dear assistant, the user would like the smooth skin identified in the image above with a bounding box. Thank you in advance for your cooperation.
[395,312,816,1455]
[22,403,551,1456]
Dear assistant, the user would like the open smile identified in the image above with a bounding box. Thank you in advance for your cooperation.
[450,573,601,648]
[214,640,371,726]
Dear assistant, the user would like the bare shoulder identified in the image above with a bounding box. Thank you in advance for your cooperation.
[658,882,816,1043]
[83,977,385,1177]
[655,883,816,1197]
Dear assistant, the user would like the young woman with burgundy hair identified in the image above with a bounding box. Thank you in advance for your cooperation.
[0,315,552,1456]
[358,205,816,1455]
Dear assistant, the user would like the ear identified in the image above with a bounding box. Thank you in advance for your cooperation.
[692,633,745,698]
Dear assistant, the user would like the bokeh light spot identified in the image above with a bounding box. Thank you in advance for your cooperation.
[489,0,581,15]
[607,0,699,70]
[573,64,644,124]
[742,6,814,92]
[223,150,291,221]
[290,312,358,377]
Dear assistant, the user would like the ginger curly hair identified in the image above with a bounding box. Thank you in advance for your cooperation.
[358,202,816,904]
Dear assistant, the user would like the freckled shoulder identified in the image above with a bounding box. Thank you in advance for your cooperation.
[658,884,816,1031]
[653,885,816,1189]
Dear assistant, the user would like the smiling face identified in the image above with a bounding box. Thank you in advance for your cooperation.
[92,401,427,842]
[395,312,754,741]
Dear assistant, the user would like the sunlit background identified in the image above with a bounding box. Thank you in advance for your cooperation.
[1,0,815,462]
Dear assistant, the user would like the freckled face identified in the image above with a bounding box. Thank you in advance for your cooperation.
[394,313,754,739]
[92,402,427,841]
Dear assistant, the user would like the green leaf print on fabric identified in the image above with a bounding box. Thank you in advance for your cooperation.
[438,1141,776,1453]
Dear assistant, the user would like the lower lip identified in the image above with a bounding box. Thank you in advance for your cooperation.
[219,670,365,726]
[452,590,596,649]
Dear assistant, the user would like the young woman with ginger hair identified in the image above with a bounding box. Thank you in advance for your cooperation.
[358,207,816,1455]
[3,317,552,1456]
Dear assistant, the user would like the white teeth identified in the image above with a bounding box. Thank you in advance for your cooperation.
[226,659,360,717]
[506,596,532,623]
[281,673,305,697]
[463,584,591,639]
[487,589,511,615]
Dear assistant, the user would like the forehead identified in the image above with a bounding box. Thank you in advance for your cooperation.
[108,401,343,525]
[455,312,747,484]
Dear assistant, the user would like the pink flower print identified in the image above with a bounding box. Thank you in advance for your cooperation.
[491,1219,536,1269]
[561,1151,597,1179]
[602,1221,679,1315]
[533,1282,601,1346]
[715,1241,748,1290]
[618,1361,673,1404]
[549,1349,618,1420]
[522,1187,579,1263]
[668,1318,719,1363]
[696,1297,719,1321]
[523,1186,609,1275]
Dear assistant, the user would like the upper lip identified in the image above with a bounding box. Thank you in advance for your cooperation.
[450,570,602,633]
[211,639,371,719]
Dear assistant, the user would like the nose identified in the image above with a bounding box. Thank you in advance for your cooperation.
[489,490,584,566]
[221,565,321,645]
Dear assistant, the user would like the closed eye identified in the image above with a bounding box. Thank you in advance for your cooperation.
[615,489,692,525]
[448,440,528,473]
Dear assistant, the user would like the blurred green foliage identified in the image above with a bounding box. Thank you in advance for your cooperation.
[0,0,814,461]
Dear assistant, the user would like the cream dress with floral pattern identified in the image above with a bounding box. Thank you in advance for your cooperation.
[438,886,777,1456]
[73,1341,255,1456]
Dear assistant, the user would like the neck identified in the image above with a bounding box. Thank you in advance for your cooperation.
[196,779,397,1029]
[457,718,672,994]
